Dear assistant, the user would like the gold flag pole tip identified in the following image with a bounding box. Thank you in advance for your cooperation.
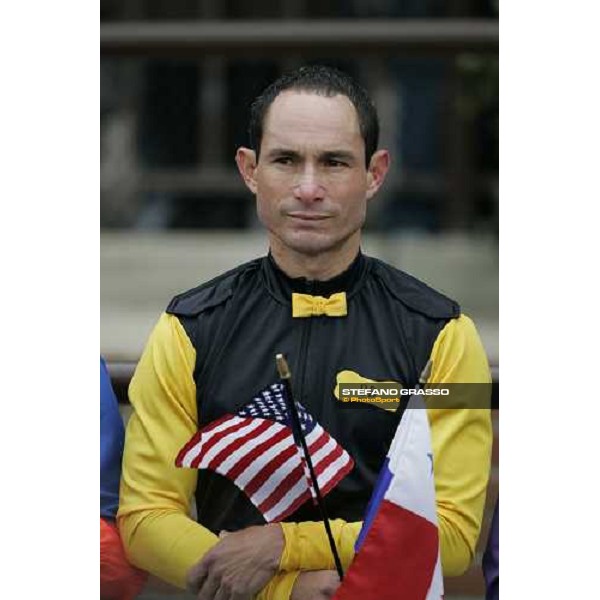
[276,354,291,379]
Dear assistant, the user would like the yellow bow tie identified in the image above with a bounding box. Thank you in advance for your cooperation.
[292,292,348,318]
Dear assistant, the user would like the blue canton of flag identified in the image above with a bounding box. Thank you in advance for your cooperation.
[238,384,316,436]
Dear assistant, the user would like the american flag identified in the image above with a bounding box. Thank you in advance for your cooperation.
[175,382,354,522]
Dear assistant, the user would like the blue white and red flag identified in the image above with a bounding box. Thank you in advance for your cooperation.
[333,395,443,600]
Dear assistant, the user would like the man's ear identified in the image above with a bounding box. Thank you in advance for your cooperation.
[235,147,258,194]
[365,150,391,201]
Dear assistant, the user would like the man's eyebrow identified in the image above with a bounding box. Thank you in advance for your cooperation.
[264,148,301,158]
[320,150,357,161]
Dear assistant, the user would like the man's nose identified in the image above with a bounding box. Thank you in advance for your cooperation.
[292,168,325,203]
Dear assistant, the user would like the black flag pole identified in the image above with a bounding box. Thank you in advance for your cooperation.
[275,353,345,581]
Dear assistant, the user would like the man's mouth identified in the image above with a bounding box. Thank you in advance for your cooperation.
[287,212,331,221]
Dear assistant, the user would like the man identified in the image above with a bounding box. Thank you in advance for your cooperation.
[118,65,492,600]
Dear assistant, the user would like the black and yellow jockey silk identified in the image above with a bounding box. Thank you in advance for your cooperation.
[118,252,492,597]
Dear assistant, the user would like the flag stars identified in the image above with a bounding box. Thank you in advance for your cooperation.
[238,384,316,434]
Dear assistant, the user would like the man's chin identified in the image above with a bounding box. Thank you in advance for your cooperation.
[280,232,348,257]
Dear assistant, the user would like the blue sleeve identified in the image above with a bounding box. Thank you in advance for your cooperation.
[482,500,499,600]
[100,356,125,520]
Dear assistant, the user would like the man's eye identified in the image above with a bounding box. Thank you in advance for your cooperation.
[326,159,348,168]
[274,156,294,165]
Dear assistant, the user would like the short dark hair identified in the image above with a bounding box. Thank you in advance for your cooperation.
[248,65,379,166]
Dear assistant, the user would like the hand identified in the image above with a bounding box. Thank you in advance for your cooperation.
[291,570,341,600]
[186,524,284,600]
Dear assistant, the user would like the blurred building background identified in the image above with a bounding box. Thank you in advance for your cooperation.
[100,3,498,597]
[101,0,498,361]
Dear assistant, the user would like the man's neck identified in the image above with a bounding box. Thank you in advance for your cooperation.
[268,238,361,281]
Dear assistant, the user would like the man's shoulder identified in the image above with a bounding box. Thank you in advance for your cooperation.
[166,257,264,317]
[366,256,460,320]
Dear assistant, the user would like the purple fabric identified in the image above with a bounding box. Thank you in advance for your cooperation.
[482,500,499,600]
[100,356,125,520]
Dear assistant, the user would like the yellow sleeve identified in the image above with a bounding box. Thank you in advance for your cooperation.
[427,314,492,575]
[117,313,313,600]
[279,314,491,578]
[280,520,362,572]
[117,312,219,588]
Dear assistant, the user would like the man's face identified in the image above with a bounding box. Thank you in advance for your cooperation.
[237,91,388,258]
